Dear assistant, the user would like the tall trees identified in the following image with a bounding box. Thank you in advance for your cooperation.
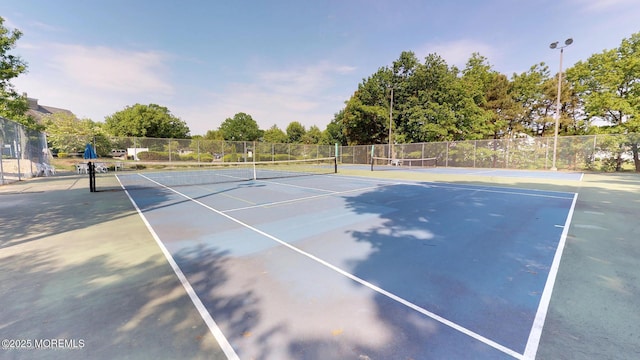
[286,121,306,143]
[321,113,346,145]
[398,53,460,142]
[0,16,32,127]
[263,124,288,143]
[342,67,392,145]
[218,112,262,141]
[105,103,190,138]
[301,125,322,144]
[568,32,640,129]
[568,31,640,170]
[461,54,514,139]
[510,64,553,135]
[43,112,111,155]
[342,95,388,145]
[343,52,495,145]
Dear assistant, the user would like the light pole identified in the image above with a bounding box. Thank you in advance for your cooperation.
[549,38,573,170]
[388,86,394,160]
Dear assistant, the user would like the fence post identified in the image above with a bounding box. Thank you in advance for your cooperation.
[15,124,22,181]
[545,137,549,169]
[505,137,509,168]
[474,140,477,168]
[445,142,449,167]
[0,139,4,184]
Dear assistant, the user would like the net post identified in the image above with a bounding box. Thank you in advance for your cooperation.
[252,160,257,180]
[334,156,338,173]
[88,161,96,192]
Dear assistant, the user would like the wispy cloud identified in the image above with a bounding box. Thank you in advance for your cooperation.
[177,62,356,134]
[2,17,20,31]
[14,41,174,120]
[28,20,64,33]
[13,36,353,132]
[258,62,356,95]
[48,44,174,95]
[416,39,499,70]
[572,0,638,12]
[2,16,65,35]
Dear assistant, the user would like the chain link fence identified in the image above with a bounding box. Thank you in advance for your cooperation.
[1,117,50,185]
[341,134,640,172]
[45,132,640,173]
[51,135,338,164]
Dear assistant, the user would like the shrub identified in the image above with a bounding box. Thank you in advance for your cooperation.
[179,153,197,161]
[199,153,214,162]
[223,153,243,162]
[137,151,169,161]
[405,151,422,159]
[255,153,274,161]
[179,153,214,162]
[273,154,291,161]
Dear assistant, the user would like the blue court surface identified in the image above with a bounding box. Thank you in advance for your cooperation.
[117,172,577,359]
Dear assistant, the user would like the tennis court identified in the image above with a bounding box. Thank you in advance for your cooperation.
[2,163,638,360]
[113,163,576,359]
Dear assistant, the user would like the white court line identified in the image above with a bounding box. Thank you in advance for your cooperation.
[427,184,575,200]
[116,175,240,360]
[464,169,497,175]
[522,193,578,359]
[224,183,393,213]
[259,179,338,193]
[225,176,573,213]
[138,174,523,359]
[333,174,576,199]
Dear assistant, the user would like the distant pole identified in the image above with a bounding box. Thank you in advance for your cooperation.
[549,38,573,171]
[388,87,394,160]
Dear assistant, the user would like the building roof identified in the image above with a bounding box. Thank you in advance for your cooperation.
[25,96,75,123]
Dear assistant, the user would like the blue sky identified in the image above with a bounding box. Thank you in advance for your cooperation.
[2,0,639,136]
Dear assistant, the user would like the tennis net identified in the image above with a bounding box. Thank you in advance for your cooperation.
[114,157,337,189]
[370,156,437,171]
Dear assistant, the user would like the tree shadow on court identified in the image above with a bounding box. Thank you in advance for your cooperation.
[170,244,265,350]
[332,174,640,360]
[0,246,253,360]
[330,182,527,358]
[0,188,137,250]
